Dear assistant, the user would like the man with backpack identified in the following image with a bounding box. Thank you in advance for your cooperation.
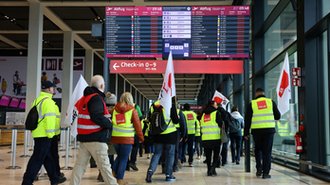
[145,97,185,183]
[22,81,65,185]
[229,106,244,165]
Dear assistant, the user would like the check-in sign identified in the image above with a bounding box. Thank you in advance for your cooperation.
[109,60,243,74]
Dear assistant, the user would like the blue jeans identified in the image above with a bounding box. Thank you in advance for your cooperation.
[113,144,132,179]
[147,143,175,177]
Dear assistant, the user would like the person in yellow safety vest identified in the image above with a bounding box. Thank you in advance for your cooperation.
[22,81,66,185]
[195,117,202,160]
[182,103,198,167]
[145,97,185,183]
[200,100,223,177]
[276,121,290,137]
[244,88,281,179]
[142,118,154,159]
[110,92,144,185]
[70,75,118,185]
[172,106,186,173]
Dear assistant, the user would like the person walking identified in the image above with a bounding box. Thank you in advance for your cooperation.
[182,103,198,167]
[229,106,244,165]
[200,100,223,176]
[145,97,184,183]
[111,92,144,185]
[69,75,118,185]
[22,81,65,185]
[244,88,281,179]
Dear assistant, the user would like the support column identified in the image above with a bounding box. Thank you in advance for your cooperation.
[26,2,43,110]
[84,49,94,84]
[61,31,74,126]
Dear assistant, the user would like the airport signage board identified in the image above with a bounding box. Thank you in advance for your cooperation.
[109,60,243,74]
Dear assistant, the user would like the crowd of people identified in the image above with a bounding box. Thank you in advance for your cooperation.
[21,75,281,185]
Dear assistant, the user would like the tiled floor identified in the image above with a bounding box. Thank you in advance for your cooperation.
[0,145,328,185]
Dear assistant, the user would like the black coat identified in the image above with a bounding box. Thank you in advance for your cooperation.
[77,86,112,143]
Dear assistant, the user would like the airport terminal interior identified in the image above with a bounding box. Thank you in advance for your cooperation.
[0,0,330,184]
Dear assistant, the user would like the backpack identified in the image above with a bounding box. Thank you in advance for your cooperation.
[25,97,48,130]
[228,115,241,134]
[148,104,168,135]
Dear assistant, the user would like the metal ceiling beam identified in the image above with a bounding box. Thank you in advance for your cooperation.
[0,35,26,49]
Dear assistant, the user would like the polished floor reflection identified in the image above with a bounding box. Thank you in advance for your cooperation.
[0,145,327,185]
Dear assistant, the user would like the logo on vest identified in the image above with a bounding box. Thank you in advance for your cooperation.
[257,100,267,110]
[204,114,211,122]
[187,113,194,120]
[115,113,126,124]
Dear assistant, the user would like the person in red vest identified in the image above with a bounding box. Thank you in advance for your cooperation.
[69,75,118,185]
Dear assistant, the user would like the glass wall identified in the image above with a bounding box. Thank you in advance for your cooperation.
[264,0,280,20]
[322,0,330,17]
[265,52,299,156]
[264,4,296,64]
[322,31,330,165]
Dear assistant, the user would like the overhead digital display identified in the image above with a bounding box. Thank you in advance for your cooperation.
[105,6,250,59]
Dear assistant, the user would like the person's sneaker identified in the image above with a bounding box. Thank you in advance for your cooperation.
[165,175,176,182]
[262,174,271,179]
[126,165,130,171]
[129,163,139,171]
[189,162,193,167]
[236,161,240,165]
[145,172,152,183]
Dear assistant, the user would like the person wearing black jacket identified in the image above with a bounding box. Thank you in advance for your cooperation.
[145,97,184,183]
[69,75,118,185]
[201,100,223,176]
[217,105,230,167]
[244,88,281,179]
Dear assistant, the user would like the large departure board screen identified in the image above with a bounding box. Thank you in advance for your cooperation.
[105,6,250,59]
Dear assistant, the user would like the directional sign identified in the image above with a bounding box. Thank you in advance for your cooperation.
[109,60,243,74]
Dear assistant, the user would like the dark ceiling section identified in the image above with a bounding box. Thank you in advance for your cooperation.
[0,0,242,100]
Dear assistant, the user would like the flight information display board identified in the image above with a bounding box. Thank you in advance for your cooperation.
[105,6,250,59]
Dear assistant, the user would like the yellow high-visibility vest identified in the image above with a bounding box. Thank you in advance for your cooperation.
[183,110,197,135]
[32,92,59,139]
[195,120,201,137]
[200,111,221,141]
[251,97,276,129]
[112,109,135,137]
[151,100,176,135]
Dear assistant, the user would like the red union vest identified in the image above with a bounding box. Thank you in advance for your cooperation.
[76,93,110,135]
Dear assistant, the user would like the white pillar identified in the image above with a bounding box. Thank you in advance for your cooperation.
[84,49,94,84]
[26,2,43,110]
[61,31,74,126]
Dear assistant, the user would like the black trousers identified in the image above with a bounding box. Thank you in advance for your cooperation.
[22,137,59,185]
[252,132,274,175]
[203,140,221,169]
[186,134,195,163]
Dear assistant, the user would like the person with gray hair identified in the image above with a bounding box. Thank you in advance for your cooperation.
[70,75,118,185]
